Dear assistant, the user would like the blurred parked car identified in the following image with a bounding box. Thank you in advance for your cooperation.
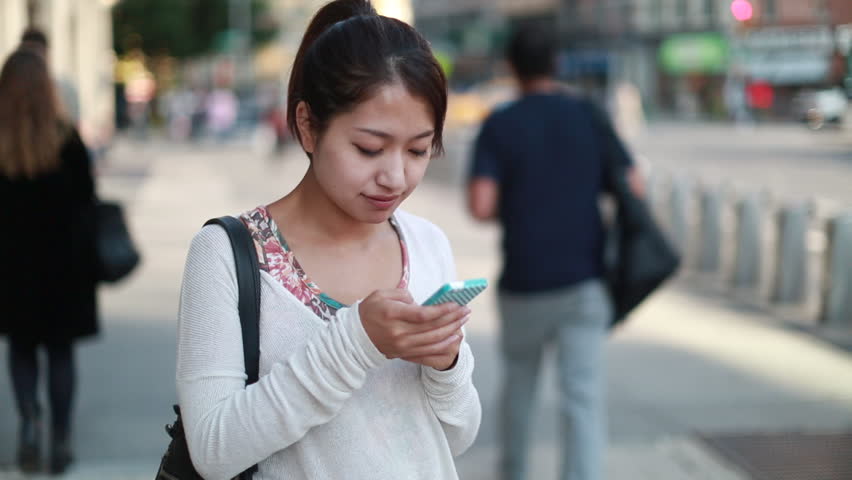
[792,88,848,130]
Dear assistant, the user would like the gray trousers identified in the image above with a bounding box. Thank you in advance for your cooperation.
[498,279,611,480]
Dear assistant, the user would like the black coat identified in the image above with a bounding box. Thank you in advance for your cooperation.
[0,128,99,343]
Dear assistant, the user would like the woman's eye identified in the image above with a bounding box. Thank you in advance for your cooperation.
[410,149,428,157]
[355,145,382,157]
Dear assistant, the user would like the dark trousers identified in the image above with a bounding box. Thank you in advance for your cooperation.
[8,337,75,435]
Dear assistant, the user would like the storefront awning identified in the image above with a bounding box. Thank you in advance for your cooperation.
[742,51,831,85]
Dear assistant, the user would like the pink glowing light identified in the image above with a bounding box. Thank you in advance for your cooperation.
[730,0,753,21]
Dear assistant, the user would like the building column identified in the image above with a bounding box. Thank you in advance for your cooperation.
[48,0,74,80]
[1,0,28,61]
[74,0,115,145]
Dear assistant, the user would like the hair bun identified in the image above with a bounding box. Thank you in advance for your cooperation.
[304,0,376,46]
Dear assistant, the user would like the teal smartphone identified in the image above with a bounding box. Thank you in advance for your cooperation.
[422,278,488,306]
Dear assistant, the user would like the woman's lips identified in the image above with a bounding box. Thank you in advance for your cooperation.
[363,194,400,210]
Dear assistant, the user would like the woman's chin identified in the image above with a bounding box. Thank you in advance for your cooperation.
[354,207,396,224]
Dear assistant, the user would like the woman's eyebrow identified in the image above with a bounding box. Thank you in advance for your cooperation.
[356,128,434,141]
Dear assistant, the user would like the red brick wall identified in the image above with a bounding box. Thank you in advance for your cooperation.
[773,0,821,25]
[750,0,852,27]
[826,0,852,24]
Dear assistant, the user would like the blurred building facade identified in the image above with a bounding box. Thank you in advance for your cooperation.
[0,0,115,146]
[414,0,852,118]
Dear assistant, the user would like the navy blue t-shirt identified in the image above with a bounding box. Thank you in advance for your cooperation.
[469,92,632,293]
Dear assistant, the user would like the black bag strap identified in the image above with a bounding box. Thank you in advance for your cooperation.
[203,217,261,478]
[203,216,261,385]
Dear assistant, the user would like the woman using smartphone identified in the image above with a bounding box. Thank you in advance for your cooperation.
[176,1,481,478]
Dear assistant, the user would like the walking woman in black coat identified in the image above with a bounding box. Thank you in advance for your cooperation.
[0,48,98,474]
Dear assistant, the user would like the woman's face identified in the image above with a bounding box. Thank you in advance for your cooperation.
[300,81,436,224]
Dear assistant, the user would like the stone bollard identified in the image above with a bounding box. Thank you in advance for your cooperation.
[771,204,810,304]
[696,187,722,273]
[821,214,852,326]
[669,177,690,255]
[648,171,667,221]
[732,192,762,289]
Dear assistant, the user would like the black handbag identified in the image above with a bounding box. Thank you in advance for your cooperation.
[156,216,261,480]
[94,200,141,283]
[590,103,681,327]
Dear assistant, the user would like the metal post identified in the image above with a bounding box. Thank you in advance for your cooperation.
[669,176,690,255]
[697,187,722,272]
[731,192,762,289]
[771,204,810,304]
[820,214,852,326]
[648,170,667,221]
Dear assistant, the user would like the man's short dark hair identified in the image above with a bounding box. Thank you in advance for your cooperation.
[506,26,556,79]
[21,28,49,48]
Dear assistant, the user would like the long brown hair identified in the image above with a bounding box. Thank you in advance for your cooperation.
[0,49,67,179]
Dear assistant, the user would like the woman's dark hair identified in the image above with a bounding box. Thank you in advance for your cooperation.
[287,0,447,156]
[506,26,557,80]
[0,49,66,179]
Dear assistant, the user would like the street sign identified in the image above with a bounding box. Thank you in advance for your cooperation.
[659,33,729,75]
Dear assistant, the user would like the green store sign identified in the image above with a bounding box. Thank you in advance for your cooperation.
[659,33,729,74]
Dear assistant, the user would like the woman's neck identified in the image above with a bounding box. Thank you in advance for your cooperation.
[270,167,386,245]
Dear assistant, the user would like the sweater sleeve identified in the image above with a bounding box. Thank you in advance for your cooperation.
[175,226,388,480]
[419,226,482,457]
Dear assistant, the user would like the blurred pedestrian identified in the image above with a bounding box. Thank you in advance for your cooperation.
[125,72,156,140]
[467,27,642,480]
[189,86,208,141]
[205,86,239,141]
[165,87,196,141]
[0,49,98,475]
[174,1,480,479]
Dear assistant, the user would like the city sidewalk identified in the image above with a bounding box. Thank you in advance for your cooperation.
[1,138,850,479]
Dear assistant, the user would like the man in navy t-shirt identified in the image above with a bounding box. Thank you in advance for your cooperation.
[467,27,641,480]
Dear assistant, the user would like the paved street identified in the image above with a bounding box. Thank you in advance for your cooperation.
[633,122,852,209]
[1,127,851,479]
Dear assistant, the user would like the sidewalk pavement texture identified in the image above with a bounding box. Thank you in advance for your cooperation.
[1,137,850,479]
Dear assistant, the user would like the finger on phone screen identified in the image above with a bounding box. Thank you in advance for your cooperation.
[407,302,466,323]
[424,310,470,335]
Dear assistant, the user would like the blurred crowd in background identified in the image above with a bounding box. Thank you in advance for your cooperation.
[1,0,850,157]
[1,1,852,479]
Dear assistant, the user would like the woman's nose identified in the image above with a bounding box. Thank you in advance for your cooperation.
[376,151,406,191]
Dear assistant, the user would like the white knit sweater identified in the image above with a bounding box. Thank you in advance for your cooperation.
[176,209,482,480]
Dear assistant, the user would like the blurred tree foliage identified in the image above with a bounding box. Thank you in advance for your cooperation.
[113,0,278,58]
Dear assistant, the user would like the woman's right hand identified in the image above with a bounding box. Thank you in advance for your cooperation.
[358,289,469,360]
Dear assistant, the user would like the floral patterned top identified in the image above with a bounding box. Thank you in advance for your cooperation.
[239,206,410,322]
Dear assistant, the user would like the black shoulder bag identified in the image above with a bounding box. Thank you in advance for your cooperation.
[94,200,141,283]
[590,103,681,328]
[156,216,261,480]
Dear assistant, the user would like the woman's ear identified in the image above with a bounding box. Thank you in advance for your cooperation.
[296,101,316,155]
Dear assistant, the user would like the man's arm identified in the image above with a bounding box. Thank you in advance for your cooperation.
[467,115,502,222]
[589,100,645,198]
[467,177,499,222]
[627,166,645,198]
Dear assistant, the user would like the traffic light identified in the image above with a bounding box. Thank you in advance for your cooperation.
[730,0,753,22]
